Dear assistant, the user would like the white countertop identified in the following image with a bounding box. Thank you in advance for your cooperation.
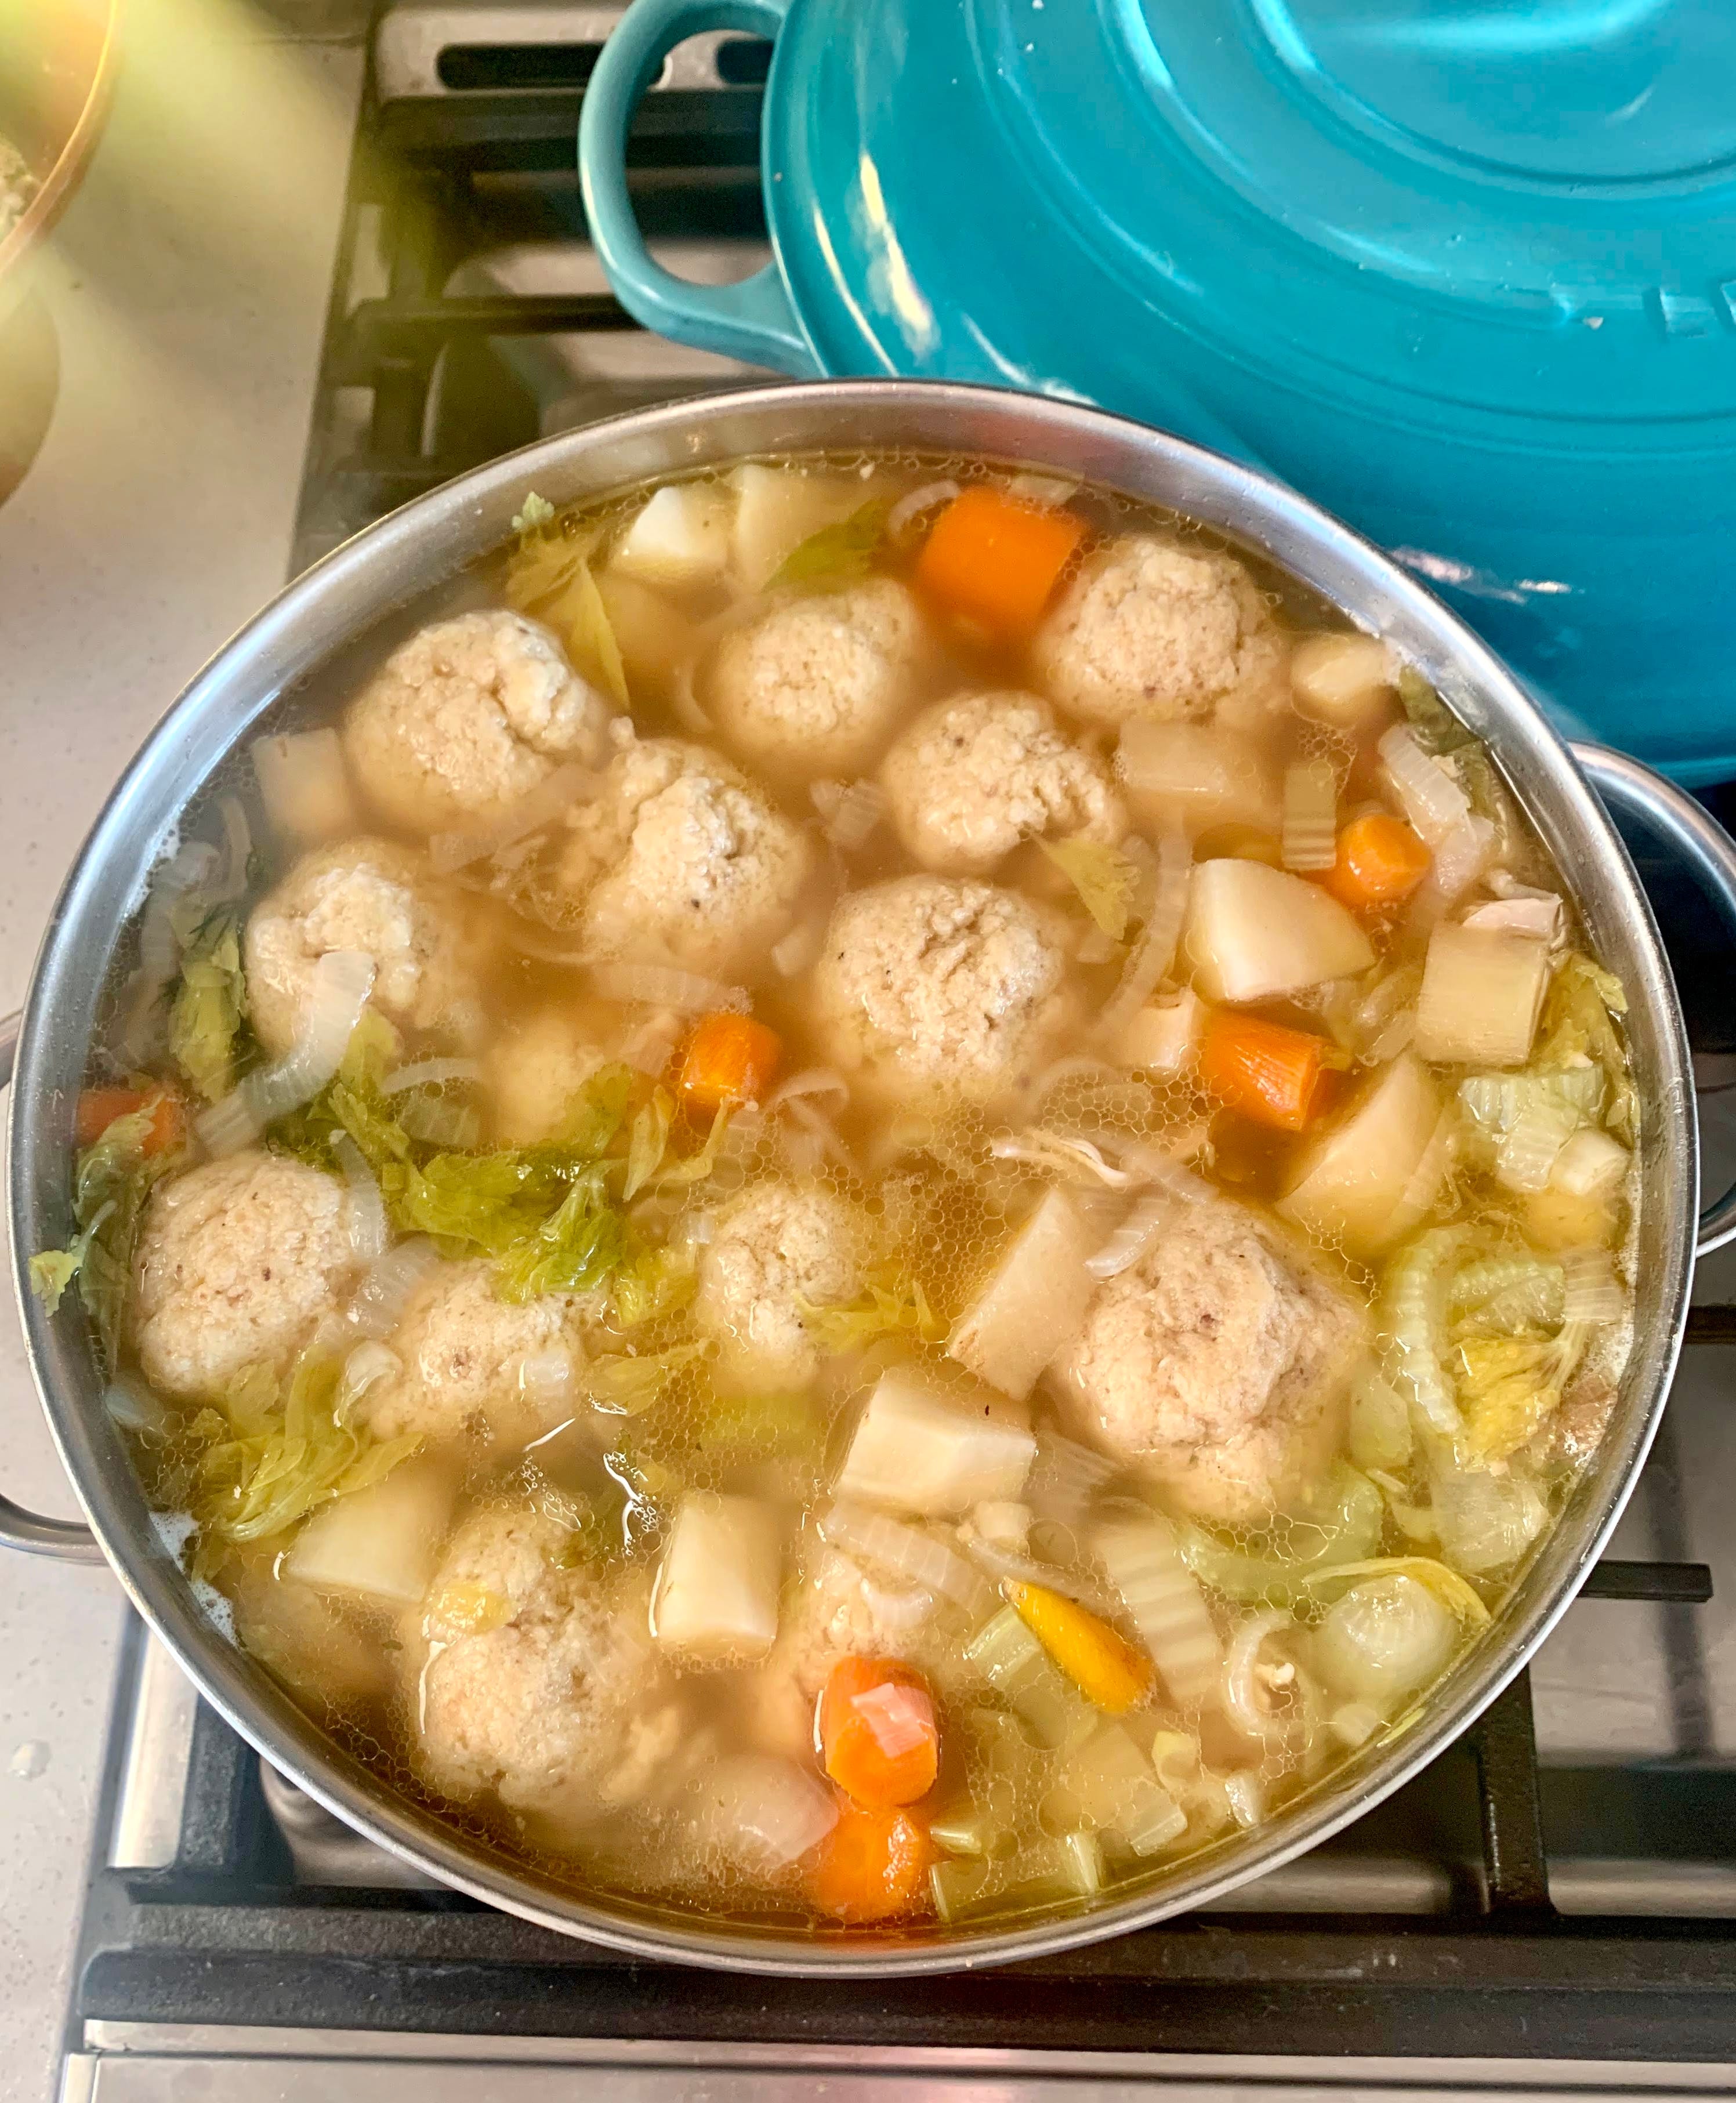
[0,5,361,2094]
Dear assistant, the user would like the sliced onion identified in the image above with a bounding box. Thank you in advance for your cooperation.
[332,1132,389,1260]
[429,762,600,875]
[858,1576,936,1633]
[785,1097,854,1172]
[955,1525,1109,1609]
[1224,1769,1267,1829]
[1223,1609,1307,1743]
[851,1681,935,1759]
[335,1340,401,1423]
[703,1753,838,1874]
[990,1128,1140,1187]
[590,961,748,1014]
[820,1499,995,1619]
[887,478,960,536]
[1101,829,1190,1038]
[766,1068,849,1112]
[1003,471,1081,509]
[349,1237,443,1339]
[1378,726,1471,846]
[197,951,376,1156]
[1085,1191,1170,1279]
[1411,813,1495,922]
[106,1376,169,1438]
[1025,1435,1116,1527]
[811,777,886,851]
[771,916,827,977]
[616,1009,683,1078]
[380,1057,480,1096]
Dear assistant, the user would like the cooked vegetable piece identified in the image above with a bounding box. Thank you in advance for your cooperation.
[1117,721,1280,836]
[76,1087,184,1156]
[1176,1465,1386,1607]
[809,1803,934,1921]
[1279,1053,1445,1251]
[1183,858,1375,1002]
[1550,1127,1629,1199]
[1039,836,1141,941]
[651,1492,782,1662]
[1414,924,1549,1067]
[1320,813,1431,913]
[1281,760,1338,873]
[251,728,358,846]
[706,1752,839,1874]
[1289,633,1395,729]
[284,1458,455,1606]
[168,903,248,1104]
[836,1370,1038,1517]
[679,1012,782,1110]
[1312,1573,1459,1712]
[773,500,889,588]
[965,1605,1095,1750]
[948,1188,1098,1399]
[729,465,871,589]
[915,485,1086,637]
[611,481,733,588]
[1008,1580,1152,1714]
[1197,1012,1335,1132]
[1115,985,1204,1074]
[1095,1515,1223,1709]
[820,1655,941,1807]
[1054,1721,1187,1854]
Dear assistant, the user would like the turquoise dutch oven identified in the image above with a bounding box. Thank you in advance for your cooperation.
[579,0,1736,783]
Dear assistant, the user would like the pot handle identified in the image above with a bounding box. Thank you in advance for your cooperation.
[0,1010,103,1562]
[578,0,820,375]
[1572,742,1736,1258]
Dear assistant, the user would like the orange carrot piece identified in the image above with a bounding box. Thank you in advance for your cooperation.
[1198,1013,1335,1133]
[678,1012,782,1110]
[914,485,1086,639]
[75,1087,184,1156]
[1320,812,1432,912]
[809,1801,936,1923]
[819,1655,940,1810]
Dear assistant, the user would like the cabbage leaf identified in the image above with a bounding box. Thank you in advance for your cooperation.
[697,1388,823,1457]
[586,1338,712,1414]
[798,1265,945,1354]
[1534,952,1634,1143]
[1038,836,1141,941]
[1456,1326,1585,1464]
[1176,1463,1386,1607]
[611,1238,697,1328]
[193,1353,421,1553]
[1397,667,1471,755]
[167,901,247,1103]
[495,1165,624,1302]
[623,1086,674,1200]
[31,1102,179,1365]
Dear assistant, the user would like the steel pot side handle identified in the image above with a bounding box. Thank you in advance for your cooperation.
[578,0,819,375]
[0,1009,103,1562]
[1572,742,1736,1258]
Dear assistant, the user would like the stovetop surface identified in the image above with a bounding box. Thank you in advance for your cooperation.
[59,3,1736,2088]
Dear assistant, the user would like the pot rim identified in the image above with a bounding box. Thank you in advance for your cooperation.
[6,378,1695,1976]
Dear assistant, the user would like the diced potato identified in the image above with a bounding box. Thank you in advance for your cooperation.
[610,481,734,588]
[651,1492,782,1664]
[948,1188,1099,1399]
[1414,923,1549,1067]
[1182,858,1375,1002]
[838,1369,1038,1516]
[230,1568,390,1703]
[1289,633,1396,729]
[595,571,699,690]
[284,1459,456,1608]
[1280,1053,1445,1254]
[729,465,869,591]
[1524,1184,1618,1253]
[251,728,360,847]
[1550,1127,1630,1199]
[1117,721,1280,837]
[1116,985,1204,1074]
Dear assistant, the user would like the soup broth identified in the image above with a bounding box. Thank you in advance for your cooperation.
[38,452,1636,1935]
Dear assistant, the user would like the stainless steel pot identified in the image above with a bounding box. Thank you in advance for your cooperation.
[5,380,1735,1975]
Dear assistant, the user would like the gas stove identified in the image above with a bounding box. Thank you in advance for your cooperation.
[53,4,1736,2091]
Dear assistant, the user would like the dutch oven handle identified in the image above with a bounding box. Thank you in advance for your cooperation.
[1573,742,1736,1257]
[578,0,821,375]
[0,1010,103,1562]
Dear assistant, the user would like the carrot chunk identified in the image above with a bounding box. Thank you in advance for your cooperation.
[819,1655,941,1809]
[914,485,1086,639]
[678,1012,782,1110]
[75,1087,184,1156]
[1198,1012,1336,1133]
[1008,1580,1152,1714]
[809,1801,936,1923]
[1320,812,1431,912]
